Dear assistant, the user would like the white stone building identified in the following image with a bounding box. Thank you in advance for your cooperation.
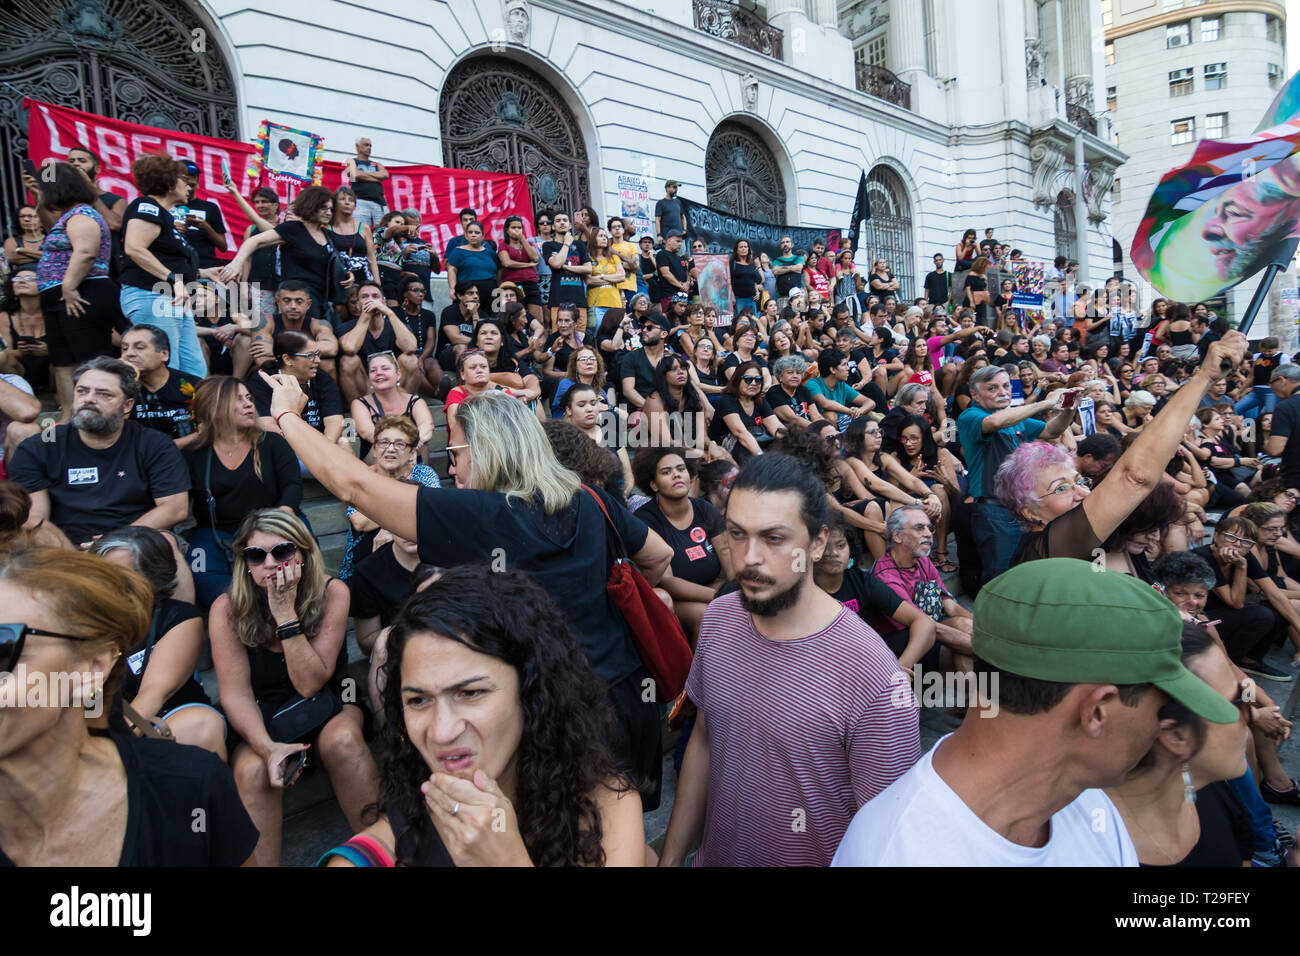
[1105,0,1291,337]
[1,0,1126,300]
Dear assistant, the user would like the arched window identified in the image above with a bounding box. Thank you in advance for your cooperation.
[1054,191,1078,262]
[0,0,238,227]
[440,56,590,218]
[865,166,915,301]
[705,121,787,223]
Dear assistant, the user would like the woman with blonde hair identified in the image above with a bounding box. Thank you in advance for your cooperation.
[349,350,435,460]
[185,375,302,609]
[210,508,379,867]
[0,549,257,865]
[257,377,675,812]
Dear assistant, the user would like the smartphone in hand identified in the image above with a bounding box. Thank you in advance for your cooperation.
[280,749,307,786]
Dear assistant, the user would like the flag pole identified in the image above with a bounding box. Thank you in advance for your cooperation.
[1236,236,1299,339]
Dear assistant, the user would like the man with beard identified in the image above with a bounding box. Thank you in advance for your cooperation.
[659,454,920,866]
[620,314,669,411]
[9,357,189,548]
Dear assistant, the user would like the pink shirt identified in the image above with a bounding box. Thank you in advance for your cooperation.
[872,551,948,628]
[684,590,920,866]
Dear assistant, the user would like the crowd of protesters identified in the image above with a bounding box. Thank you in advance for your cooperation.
[0,142,1297,869]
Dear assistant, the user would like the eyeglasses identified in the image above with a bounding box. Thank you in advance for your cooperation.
[445,443,469,467]
[1284,491,1300,501]
[242,542,299,566]
[1217,531,1256,548]
[374,439,409,451]
[1030,473,1089,501]
[741,376,763,384]
[0,623,95,673]
[292,351,321,361]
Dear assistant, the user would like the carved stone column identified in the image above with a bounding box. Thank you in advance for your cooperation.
[1063,0,1094,110]
[808,0,838,28]
[886,0,927,76]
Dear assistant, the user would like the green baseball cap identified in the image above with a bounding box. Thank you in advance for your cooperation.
[973,558,1239,723]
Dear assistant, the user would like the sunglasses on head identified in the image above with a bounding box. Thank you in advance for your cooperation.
[0,623,94,673]
[242,542,299,566]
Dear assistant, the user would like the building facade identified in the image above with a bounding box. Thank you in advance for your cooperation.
[1105,0,1290,338]
[1,0,1126,300]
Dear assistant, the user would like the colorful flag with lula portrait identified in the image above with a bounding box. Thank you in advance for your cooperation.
[1131,69,1300,302]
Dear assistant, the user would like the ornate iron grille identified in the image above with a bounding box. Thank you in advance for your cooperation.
[440,56,590,219]
[705,120,786,224]
[855,63,911,110]
[692,0,782,59]
[865,166,914,301]
[0,0,238,235]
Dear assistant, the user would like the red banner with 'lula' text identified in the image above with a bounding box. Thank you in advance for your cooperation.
[24,99,535,258]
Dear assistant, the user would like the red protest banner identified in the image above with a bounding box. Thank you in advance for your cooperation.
[24,99,535,260]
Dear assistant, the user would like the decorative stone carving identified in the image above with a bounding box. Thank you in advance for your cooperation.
[741,71,758,111]
[1066,75,1093,110]
[1030,132,1069,210]
[1025,37,1044,87]
[504,0,529,45]
[1085,161,1117,223]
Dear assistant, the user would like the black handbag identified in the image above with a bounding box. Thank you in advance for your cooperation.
[203,448,237,566]
[267,688,343,743]
[324,233,351,305]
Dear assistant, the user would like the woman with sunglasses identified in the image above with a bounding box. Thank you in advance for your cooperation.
[0,548,258,865]
[708,359,782,464]
[321,566,644,867]
[89,526,226,757]
[185,376,303,609]
[1106,625,1255,866]
[349,351,435,462]
[210,508,380,867]
[340,415,439,581]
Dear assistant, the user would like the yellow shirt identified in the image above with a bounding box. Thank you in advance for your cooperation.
[588,256,624,308]
[611,240,638,291]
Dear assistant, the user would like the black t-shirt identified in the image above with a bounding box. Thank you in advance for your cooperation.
[274,220,333,296]
[8,421,190,544]
[118,197,197,289]
[0,729,258,867]
[655,249,691,295]
[1168,780,1254,868]
[766,383,815,423]
[399,307,434,353]
[731,261,761,299]
[830,568,904,634]
[640,253,661,300]
[133,368,202,441]
[923,270,951,306]
[350,542,416,627]
[709,395,775,442]
[542,240,590,306]
[247,369,343,433]
[1270,393,1300,490]
[340,316,399,362]
[621,347,663,401]
[1192,544,1269,611]
[632,497,725,587]
[185,434,303,534]
[965,274,987,301]
[178,196,226,268]
[546,332,582,373]
[722,352,769,376]
[436,305,478,356]
[122,598,209,712]
[654,196,684,234]
[416,484,648,683]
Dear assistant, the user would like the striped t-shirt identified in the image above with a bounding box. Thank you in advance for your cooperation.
[685,590,920,866]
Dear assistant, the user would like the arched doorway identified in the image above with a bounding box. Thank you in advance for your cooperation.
[705,120,786,223]
[440,56,590,218]
[1054,191,1078,262]
[865,165,915,301]
[0,0,238,226]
